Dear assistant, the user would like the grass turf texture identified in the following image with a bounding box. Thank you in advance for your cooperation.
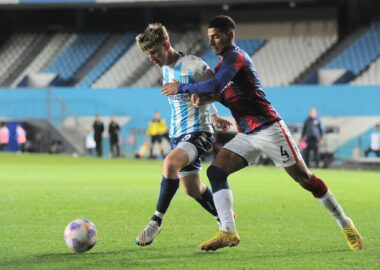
[0,153,378,270]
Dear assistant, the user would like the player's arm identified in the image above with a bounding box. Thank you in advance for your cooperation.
[162,51,244,96]
[209,103,233,131]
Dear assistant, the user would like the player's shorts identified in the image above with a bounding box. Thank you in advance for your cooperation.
[170,132,215,177]
[223,120,302,167]
[151,135,162,144]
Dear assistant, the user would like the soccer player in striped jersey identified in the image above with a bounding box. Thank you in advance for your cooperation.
[134,23,232,246]
[162,15,363,252]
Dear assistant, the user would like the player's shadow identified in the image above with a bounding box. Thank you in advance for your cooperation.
[195,247,349,258]
[0,244,200,269]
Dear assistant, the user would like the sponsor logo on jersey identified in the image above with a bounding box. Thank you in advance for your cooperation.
[169,94,191,101]
[221,81,233,93]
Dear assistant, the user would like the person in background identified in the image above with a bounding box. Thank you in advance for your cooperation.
[0,122,9,151]
[93,115,104,157]
[109,117,121,157]
[301,108,324,168]
[146,111,168,159]
[364,124,380,157]
[16,124,27,152]
[85,131,96,156]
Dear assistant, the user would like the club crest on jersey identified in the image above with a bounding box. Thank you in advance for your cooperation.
[180,76,189,84]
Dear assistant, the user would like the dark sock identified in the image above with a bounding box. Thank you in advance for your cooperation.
[195,186,218,217]
[152,176,179,226]
[207,165,230,193]
[151,214,163,226]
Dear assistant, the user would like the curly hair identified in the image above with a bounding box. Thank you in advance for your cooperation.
[136,23,169,53]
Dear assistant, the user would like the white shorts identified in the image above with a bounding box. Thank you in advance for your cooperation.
[223,120,302,167]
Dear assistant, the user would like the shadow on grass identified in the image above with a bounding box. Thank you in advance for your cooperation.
[0,244,204,269]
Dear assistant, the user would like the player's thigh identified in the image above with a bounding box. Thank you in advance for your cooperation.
[215,134,254,174]
[163,147,189,171]
[259,120,303,168]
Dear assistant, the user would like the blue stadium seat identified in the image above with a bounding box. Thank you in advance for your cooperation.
[325,24,380,75]
[44,33,109,84]
[201,39,266,70]
[77,33,135,88]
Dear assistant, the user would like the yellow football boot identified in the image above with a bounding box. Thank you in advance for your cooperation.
[342,221,364,251]
[199,231,240,251]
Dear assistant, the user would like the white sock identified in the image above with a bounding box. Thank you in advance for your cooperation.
[318,190,351,228]
[213,189,236,233]
[154,211,164,219]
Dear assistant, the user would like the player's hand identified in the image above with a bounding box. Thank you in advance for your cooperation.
[191,94,204,107]
[161,80,180,96]
[211,116,233,131]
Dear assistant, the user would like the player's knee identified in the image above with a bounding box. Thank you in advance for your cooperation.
[207,165,230,192]
[163,156,182,175]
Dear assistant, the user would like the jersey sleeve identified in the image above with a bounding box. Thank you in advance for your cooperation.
[209,103,218,116]
[190,56,214,82]
[178,50,245,95]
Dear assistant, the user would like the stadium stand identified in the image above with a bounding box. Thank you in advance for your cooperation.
[10,33,72,87]
[351,57,380,85]
[321,24,380,84]
[253,21,337,86]
[44,32,109,85]
[0,33,45,86]
[76,32,135,88]
[201,39,266,70]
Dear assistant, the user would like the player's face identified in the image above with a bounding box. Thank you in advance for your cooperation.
[147,42,169,67]
[207,28,232,56]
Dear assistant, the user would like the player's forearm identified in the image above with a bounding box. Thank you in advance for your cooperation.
[178,78,219,95]
[178,66,236,95]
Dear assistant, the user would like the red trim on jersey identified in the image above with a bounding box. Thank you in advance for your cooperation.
[233,52,245,70]
[277,121,300,163]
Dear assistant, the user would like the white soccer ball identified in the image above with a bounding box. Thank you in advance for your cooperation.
[64,218,97,253]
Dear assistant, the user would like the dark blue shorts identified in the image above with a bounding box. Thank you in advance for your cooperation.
[170,132,215,176]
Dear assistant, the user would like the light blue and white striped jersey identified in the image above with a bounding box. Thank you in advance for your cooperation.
[162,53,215,138]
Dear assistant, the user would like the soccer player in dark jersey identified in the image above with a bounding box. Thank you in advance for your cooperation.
[162,15,363,252]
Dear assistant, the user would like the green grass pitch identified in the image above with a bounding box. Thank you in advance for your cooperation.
[0,153,378,270]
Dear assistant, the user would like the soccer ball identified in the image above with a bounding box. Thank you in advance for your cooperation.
[64,218,97,253]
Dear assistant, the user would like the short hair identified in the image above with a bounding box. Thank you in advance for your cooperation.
[208,15,236,33]
[136,23,169,53]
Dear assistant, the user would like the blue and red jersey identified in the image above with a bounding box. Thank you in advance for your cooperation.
[177,45,280,134]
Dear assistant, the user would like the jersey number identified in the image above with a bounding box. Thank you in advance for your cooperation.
[280,146,290,159]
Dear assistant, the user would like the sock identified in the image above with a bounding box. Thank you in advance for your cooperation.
[213,189,236,233]
[304,174,328,198]
[207,165,236,234]
[151,176,179,226]
[318,189,351,228]
[195,186,218,217]
[151,211,164,226]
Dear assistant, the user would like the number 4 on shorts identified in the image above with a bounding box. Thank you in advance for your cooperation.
[280,145,289,158]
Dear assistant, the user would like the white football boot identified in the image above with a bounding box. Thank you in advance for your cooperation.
[135,220,161,246]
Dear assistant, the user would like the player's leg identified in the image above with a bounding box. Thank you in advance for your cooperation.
[267,120,363,251]
[156,135,165,158]
[284,161,363,251]
[304,143,311,167]
[149,136,155,158]
[135,147,188,246]
[200,133,256,251]
[180,173,219,224]
[178,132,221,222]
